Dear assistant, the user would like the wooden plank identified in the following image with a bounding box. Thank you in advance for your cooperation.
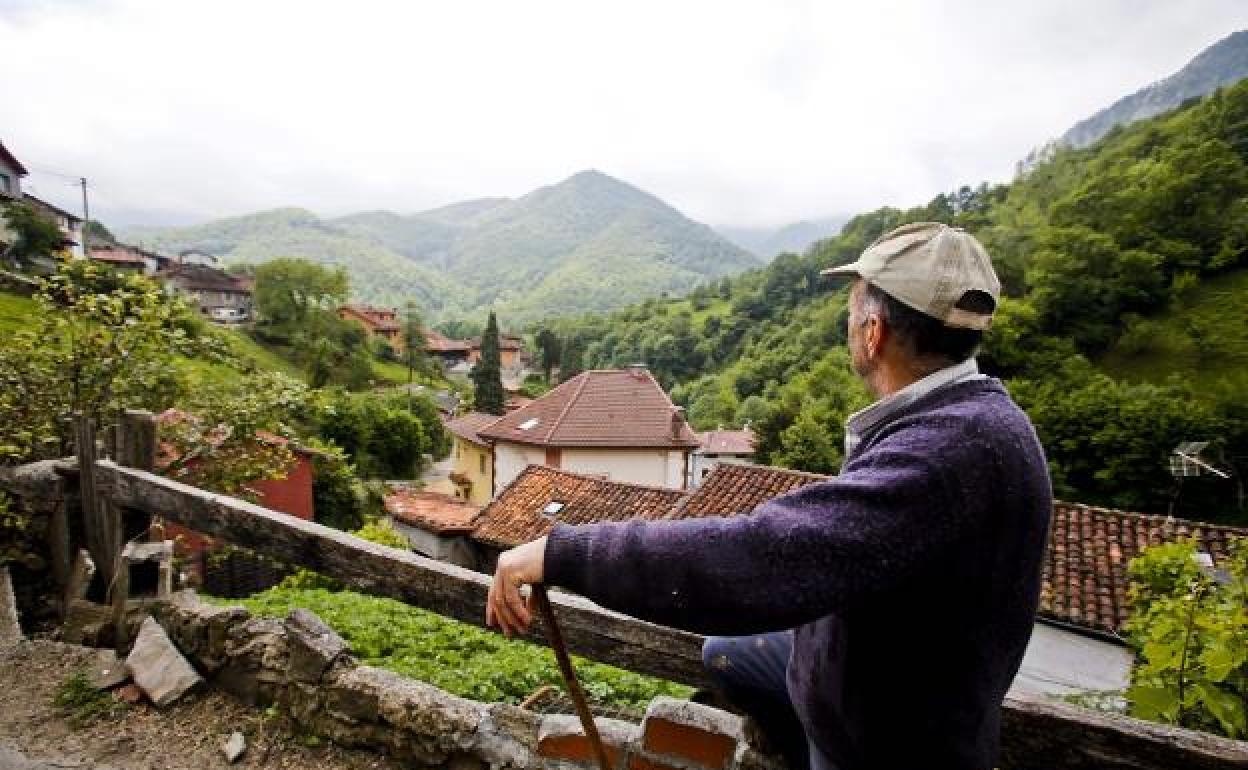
[99,461,710,688]
[1000,692,1248,769]
[94,461,1248,769]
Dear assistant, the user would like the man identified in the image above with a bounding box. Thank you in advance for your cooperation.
[486,222,1052,770]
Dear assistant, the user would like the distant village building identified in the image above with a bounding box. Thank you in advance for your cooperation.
[468,334,524,369]
[339,304,403,350]
[446,412,500,506]
[22,193,84,259]
[161,263,254,322]
[423,329,473,367]
[477,366,700,494]
[384,487,481,569]
[178,249,219,267]
[89,245,149,273]
[690,427,756,486]
[0,141,26,203]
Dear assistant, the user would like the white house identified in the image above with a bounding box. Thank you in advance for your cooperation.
[477,366,701,495]
[690,428,756,487]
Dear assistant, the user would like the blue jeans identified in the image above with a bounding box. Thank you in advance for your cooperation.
[702,632,836,770]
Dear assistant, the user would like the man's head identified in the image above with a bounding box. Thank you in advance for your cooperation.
[828,223,1000,395]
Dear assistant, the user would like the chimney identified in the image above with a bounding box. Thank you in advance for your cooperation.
[671,406,685,439]
[627,363,648,380]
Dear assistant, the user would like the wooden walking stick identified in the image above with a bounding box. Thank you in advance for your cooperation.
[532,584,613,770]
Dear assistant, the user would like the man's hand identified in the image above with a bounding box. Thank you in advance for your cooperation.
[486,536,547,637]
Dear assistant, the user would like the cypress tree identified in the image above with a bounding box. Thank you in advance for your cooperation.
[472,311,506,415]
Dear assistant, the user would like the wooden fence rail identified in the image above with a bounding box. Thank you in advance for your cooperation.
[3,449,1246,769]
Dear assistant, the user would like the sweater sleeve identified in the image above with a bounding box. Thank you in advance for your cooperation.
[543,435,980,636]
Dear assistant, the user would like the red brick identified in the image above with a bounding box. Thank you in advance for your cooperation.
[629,755,683,770]
[537,733,624,767]
[643,718,737,770]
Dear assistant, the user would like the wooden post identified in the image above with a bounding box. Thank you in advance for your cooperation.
[118,410,157,472]
[73,416,114,587]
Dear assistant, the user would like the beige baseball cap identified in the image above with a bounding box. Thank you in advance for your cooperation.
[821,222,1000,330]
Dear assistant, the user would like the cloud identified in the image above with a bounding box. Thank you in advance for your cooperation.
[2,0,1246,227]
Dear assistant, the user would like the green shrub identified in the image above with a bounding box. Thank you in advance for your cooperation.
[219,587,692,712]
[1124,538,1248,738]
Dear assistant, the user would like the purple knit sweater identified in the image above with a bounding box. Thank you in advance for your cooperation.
[544,378,1052,770]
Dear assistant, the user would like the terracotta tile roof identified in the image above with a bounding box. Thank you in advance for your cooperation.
[386,489,480,535]
[477,368,700,449]
[90,247,147,266]
[471,465,688,548]
[340,304,400,332]
[672,462,825,520]
[424,330,472,353]
[161,264,252,293]
[447,411,503,446]
[696,429,756,456]
[1041,501,1248,636]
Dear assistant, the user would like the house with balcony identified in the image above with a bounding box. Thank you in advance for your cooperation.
[339,304,403,351]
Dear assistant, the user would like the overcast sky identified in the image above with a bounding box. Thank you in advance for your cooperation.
[3,0,1247,229]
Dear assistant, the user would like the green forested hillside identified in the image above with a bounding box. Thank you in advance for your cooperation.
[120,172,758,325]
[550,81,1248,525]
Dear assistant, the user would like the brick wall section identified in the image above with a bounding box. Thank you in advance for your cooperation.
[151,590,783,770]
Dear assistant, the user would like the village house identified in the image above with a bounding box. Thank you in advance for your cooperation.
[467,333,524,369]
[689,427,756,486]
[152,414,318,591]
[22,193,84,259]
[88,246,148,272]
[339,304,403,350]
[476,366,701,495]
[384,487,481,569]
[423,329,473,368]
[445,411,500,506]
[470,464,688,571]
[160,262,254,322]
[0,142,85,264]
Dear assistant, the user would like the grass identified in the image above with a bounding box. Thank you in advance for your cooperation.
[1099,270,1248,396]
[210,586,693,713]
[0,291,38,336]
[53,670,128,727]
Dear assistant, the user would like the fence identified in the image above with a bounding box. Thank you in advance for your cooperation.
[1,413,1246,769]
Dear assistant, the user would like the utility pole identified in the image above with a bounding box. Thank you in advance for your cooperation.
[79,177,90,257]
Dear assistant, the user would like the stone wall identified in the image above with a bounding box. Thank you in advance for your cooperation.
[153,591,781,770]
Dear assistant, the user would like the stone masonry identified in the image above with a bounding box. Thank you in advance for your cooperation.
[153,590,783,770]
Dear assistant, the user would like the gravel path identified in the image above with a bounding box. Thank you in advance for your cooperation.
[0,639,408,770]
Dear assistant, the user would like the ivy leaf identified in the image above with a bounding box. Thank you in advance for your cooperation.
[1200,642,1243,683]
[1128,684,1181,722]
[1193,682,1247,739]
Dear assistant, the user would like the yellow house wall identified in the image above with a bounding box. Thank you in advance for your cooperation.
[451,436,494,506]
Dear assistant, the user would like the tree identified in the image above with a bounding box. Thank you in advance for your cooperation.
[471,312,506,415]
[253,258,348,330]
[535,328,561,382]
[1,200,64,269]
[402,301,427,385]
[560,335,584,383]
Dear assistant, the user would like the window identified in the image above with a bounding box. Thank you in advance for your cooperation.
[541,501,566,517]
[0,173,9,195]
[479,454,486,474]
[518,418,539,431]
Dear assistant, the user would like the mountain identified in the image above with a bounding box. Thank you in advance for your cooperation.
[1061,29,1248,148]
[717,215,850,259]
[119,172,759,324]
